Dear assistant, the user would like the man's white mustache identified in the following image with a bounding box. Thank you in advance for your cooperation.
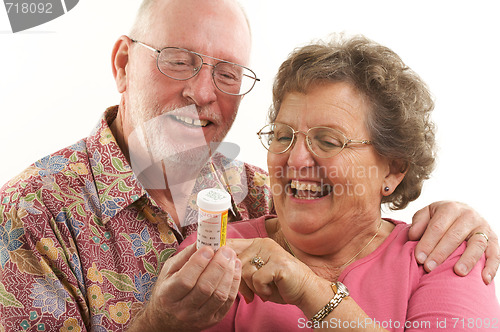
[127,104,240,187]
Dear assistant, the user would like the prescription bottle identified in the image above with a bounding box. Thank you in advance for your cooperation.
[196,188,231,251]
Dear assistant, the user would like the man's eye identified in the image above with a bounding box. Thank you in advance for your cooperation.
[167,59,192,66]
[216,69,241,83]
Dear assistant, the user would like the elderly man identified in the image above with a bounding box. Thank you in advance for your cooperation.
[0,0,498,331]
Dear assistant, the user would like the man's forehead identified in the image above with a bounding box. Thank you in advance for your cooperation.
[151,0,246,25]
[146,0,251,64]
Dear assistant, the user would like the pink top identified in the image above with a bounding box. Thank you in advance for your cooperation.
[180,216,500,331]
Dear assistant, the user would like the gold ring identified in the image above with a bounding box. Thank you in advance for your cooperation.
[474,232,489,243]
[250,256,265,269]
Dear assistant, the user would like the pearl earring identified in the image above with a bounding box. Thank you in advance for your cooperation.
[384,186,390,192]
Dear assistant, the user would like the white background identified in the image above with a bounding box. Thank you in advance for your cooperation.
[1,0,499,285]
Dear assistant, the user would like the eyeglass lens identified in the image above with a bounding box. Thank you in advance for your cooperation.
[157,47,257,95]
[259,123,346,157]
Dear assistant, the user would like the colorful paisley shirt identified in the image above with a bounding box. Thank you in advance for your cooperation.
[0,106,272,331]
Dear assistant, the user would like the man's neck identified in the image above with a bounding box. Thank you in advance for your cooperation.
[109,107,130,162]
[109,106,206,229]
[147,180,195,229]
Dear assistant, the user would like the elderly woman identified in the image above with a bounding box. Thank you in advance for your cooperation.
[180,35,499,331]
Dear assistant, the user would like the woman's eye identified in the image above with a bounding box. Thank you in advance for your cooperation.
[315,135,342,150]
[277,135,292,143]
[275,129,293,142]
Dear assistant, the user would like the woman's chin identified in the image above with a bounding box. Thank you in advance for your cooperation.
[281,213,328,235]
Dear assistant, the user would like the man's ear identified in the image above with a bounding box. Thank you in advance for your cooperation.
[112,35,132,93]
[382,159,408,196]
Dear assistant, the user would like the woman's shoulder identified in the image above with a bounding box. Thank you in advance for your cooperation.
[341,219,421,281]
[344,219,499,327]
[382,219,470,263]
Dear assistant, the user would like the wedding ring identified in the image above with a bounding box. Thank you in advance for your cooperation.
[250,256,265,269]
[474,232,489,243]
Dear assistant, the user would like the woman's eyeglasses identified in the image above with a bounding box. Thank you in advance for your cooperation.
[257,122,372,158]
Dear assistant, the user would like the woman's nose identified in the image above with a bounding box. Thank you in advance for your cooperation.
[286,134,316,168]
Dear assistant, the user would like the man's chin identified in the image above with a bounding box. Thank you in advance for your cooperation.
[135,147,211,190]
[163,144,211,167]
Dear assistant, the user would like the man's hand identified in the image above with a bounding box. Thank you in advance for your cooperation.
[128,243,241,331]
[408,201,499,284]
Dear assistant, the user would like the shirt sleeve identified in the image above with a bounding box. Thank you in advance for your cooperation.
[233,163,273,221]
[0,179,88,331]
[405,243,500,331]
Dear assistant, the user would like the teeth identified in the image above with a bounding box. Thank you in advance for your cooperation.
[173,115,209,127]
[290,179,332,199]
[290,180,323,192]
[293,195,320,200]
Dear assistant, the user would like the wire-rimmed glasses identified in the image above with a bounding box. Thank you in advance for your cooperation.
[131,39,260,96]
[257,122,372,158]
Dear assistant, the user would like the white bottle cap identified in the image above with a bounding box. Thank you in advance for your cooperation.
[197,188,231,212]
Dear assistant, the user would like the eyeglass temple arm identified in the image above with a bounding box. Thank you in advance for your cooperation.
[244,74,260,81]
[131,39,160,53]
[347,139,372,145]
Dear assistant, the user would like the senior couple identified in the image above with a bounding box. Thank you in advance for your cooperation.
[0,0,498,331]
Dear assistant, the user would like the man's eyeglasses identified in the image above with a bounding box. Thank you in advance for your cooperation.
[257,122,372,158]
[131,39,260,96]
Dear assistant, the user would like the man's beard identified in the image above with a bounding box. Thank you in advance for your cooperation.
[126,92,236,189]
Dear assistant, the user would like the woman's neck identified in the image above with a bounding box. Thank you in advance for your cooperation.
[267,217,395,281]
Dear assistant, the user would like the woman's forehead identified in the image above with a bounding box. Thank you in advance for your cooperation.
[276,82,370,133]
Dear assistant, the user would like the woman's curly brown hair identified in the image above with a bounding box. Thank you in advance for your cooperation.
[269,34,436,210]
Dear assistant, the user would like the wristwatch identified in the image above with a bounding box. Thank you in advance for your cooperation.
[310,281,350,322]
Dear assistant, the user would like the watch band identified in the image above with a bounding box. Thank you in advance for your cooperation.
[310,281,350,322]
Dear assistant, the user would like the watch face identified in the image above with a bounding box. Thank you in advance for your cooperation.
[337,282,350,296]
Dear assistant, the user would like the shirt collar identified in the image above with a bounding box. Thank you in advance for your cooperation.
[85,106,245,226]
[86,106,147,225]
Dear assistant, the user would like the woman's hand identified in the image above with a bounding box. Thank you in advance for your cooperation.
[227,238,388,331]
[227,238,325,309]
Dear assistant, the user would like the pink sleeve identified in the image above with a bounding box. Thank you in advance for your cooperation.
[179,231,197,251]
[406,243,500,331]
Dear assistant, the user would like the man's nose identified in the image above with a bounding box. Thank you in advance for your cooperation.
[182,64,217,105]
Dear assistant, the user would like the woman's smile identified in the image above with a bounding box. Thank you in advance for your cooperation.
[289,179,333,200]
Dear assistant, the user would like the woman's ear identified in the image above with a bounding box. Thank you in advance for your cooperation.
[382,159,408,196]
[111,35,132,93]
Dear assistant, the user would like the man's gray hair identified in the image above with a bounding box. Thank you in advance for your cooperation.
[129,0,251,41]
